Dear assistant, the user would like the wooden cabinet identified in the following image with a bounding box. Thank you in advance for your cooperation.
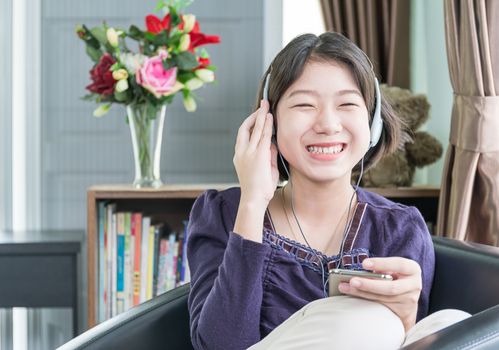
[86,184,439,327]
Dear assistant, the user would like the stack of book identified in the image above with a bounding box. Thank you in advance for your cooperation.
[97,202,190,322]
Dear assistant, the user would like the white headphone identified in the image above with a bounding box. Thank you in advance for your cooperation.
[262,73,383,149]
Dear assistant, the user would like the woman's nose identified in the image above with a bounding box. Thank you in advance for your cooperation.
[313,109,342,134]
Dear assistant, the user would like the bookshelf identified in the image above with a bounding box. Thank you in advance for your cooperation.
[86,184,439,327]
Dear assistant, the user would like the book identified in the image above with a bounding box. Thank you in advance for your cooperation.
[106,203,116,318]
[146,224,155,300]
[95,203,191,321]
[116,212,125,314]
[140,216,151,303]
[123,212,132,310]
[97,201,106,323]
[132,212,142,306]
[156,238,169,295]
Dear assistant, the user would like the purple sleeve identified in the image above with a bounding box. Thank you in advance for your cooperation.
[187,190,272,350]
[385,206,435,322]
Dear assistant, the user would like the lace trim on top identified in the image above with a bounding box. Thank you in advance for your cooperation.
[262,220,370,274]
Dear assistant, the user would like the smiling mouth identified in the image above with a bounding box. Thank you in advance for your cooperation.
[306,144,345,155]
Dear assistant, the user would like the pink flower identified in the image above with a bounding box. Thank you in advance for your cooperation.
[136,50,177,98]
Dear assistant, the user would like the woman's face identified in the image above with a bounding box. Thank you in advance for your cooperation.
[275,60,371,184]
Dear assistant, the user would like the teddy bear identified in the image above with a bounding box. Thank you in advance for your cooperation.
[360,85,443,188]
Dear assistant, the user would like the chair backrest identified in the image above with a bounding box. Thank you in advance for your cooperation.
[58,284,193,350]
[60,237,499,350]
[429,236,499,314]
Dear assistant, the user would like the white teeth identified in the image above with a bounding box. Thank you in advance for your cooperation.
[307,145,344,154]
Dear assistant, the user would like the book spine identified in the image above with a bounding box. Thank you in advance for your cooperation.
[140,216,151,303]
[97,201,106,323]
[116,212,125,315]
[106,203,116,319]
[171,241,179,291]
[132,212,142,306]
[146,225,155,300]
[180,220,190,285]
[156,239,168,296]
[152,225,162,298]
[123,212,132,311]
[176,232,184,287]
[111,210,117,317]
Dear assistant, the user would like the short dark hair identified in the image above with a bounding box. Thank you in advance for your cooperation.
[255,32,402,181]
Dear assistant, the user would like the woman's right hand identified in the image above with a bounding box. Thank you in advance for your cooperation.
[233,99,279,212]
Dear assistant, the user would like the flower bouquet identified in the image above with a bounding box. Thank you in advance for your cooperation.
[77,0,220,187]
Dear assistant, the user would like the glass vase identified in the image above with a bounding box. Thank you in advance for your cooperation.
[126,104,166,188]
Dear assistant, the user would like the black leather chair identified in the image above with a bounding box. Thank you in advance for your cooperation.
[58,236,499,350]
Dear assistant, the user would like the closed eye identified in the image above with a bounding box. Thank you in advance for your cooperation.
[293,104,315,108]
[340,103,358,107]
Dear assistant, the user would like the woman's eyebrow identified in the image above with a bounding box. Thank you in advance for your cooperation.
[287,89,363,99]
[287,90,319,98]
[336,89,363,98]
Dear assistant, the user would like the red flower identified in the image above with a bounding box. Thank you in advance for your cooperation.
[189,32,220,51]
[146,14,171,34]
[179,19,220,51]
[196,57,211,70]
[86,53,116,95]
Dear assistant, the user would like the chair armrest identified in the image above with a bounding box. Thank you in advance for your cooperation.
[401,304,499,350]
[57,284,193,350]
[430,236,499,314]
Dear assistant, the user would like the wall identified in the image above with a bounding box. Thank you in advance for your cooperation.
[411,0,453,186]
[41,0,264,230]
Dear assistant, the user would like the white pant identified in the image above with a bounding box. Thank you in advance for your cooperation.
[249,296,471,350]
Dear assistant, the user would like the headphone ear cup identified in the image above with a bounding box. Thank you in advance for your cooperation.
[369,78,383,149]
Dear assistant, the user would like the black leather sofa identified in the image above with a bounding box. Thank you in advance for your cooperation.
[58,236,499,349]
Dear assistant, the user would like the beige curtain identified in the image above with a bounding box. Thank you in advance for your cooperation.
[437,0,499,245]
[320,0,410,88]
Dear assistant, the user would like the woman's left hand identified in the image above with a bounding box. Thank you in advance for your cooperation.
[338,257,422,332]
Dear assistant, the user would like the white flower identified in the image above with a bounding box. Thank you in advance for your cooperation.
[195,69,215,83]
[115,79,129,92]
[163,81,185,96]
[106,28,119,47]
[112,69,129,81]
[93,103,111,117]
[120,53,147,74]
[183,95,197,112]
[185,78,203,91]
[183,14,196,33]
[179,34,190,52]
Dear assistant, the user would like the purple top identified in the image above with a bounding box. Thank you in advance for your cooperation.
[187,187,435,350]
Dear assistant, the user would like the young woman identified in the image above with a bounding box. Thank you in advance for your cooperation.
[186,32,469,350]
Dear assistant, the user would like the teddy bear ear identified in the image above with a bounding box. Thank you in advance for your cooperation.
[406,132,443,167]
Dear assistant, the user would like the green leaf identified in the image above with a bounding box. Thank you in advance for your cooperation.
[175,51,199,70]
[177,71,195,83]
[81,25,100,49]
[86,45,102,63]
[162,59,173,70]
[81,93,97,101]
[128,25,144,40]
[199,48,210,59]
[114,90,128,102]
[144,32,156,42]
[152,30,169,46]
[90,27,108,46]
[169,6,181,27]
[154,0,166,12]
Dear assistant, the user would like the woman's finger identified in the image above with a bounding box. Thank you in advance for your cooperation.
[349,275,420,296]
[248,100,269,150]
[235,111,258,151]
[338,282,403,304]
[258,113,273,149]
[363,257,421,277]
